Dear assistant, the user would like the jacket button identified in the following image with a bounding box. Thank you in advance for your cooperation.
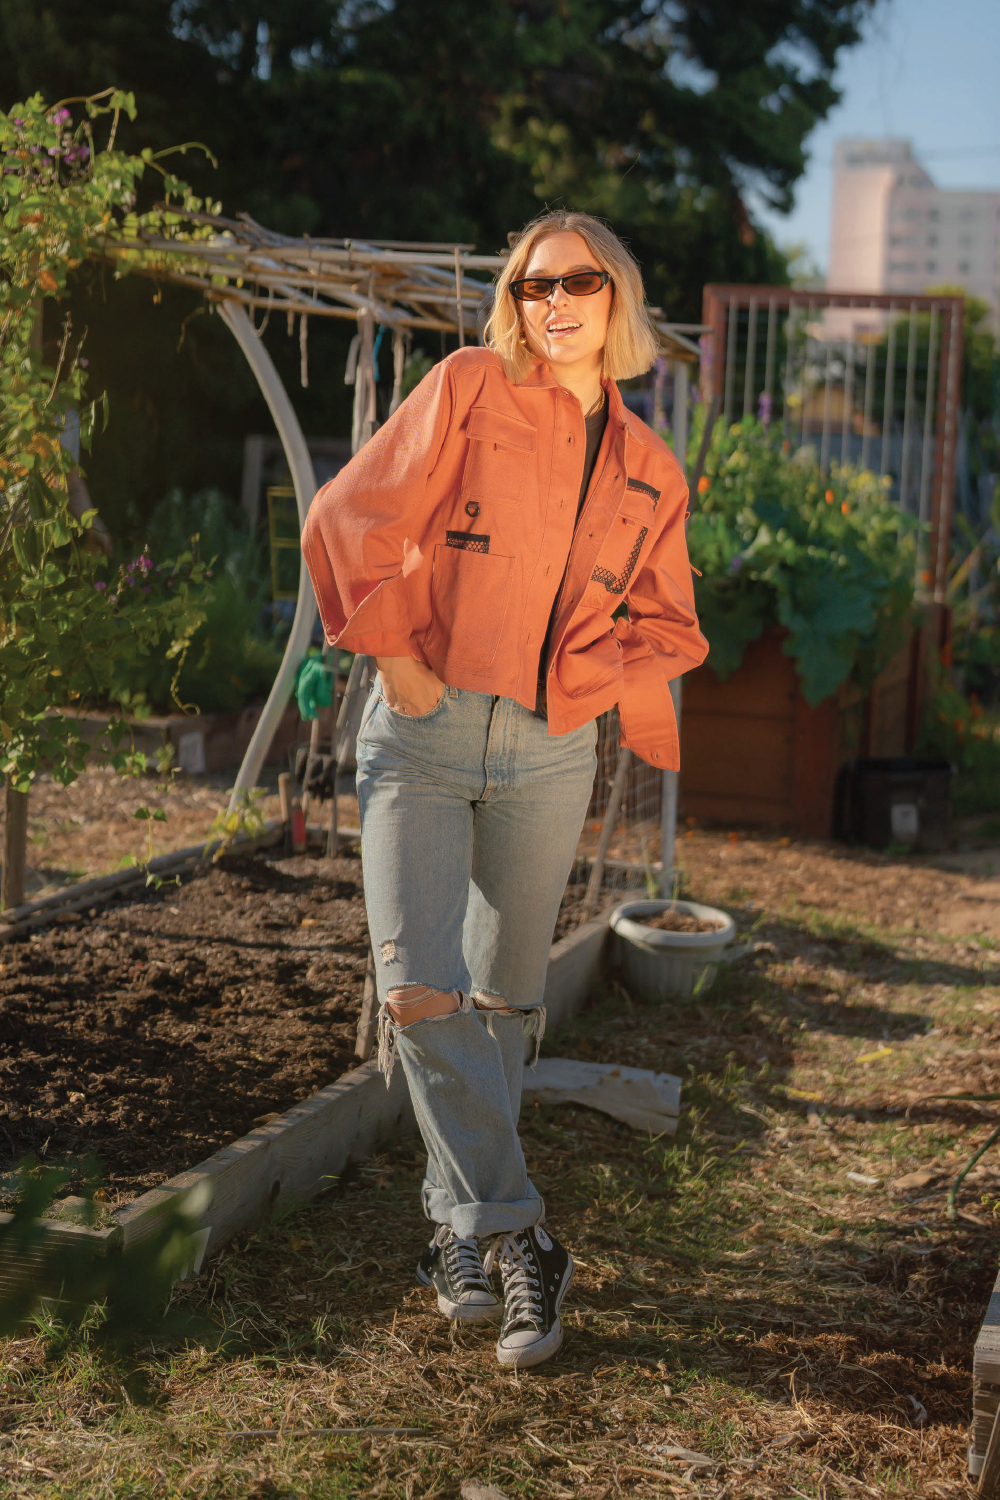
[465,501,480,518]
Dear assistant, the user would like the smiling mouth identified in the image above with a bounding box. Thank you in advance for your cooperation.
[546,320,581,334]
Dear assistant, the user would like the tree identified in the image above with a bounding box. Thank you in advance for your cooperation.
[0,0,872,535]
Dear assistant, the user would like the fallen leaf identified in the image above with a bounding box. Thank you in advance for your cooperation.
[855,1045,893,1064]
[846,1171,880,1186]
[656,1444,714,1466]
[785,1086,822,1101]
[253,1111,282,1127]
[892,1168,935,1191]
[461,1484,509,1500]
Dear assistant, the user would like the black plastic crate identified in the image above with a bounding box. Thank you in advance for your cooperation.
[834,757,953,852]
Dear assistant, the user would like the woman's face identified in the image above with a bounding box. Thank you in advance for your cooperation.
[517,230,613,374]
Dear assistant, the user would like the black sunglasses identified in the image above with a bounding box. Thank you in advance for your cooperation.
[510,270,611,302]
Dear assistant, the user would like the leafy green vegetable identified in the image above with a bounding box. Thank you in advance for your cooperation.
[687,417,916,705]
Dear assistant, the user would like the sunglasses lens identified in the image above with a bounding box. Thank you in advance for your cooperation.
[563,272,606,296]
[512,278,553,301]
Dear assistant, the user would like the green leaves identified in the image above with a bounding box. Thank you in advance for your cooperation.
[687,417,916,705]
[0,93,214,790]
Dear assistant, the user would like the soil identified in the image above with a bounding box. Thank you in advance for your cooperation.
[639,908,725,933]
[0,845,370,1203]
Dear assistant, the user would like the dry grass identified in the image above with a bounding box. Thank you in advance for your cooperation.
[4,826,1000,1496]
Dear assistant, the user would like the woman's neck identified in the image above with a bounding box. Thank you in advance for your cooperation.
[541,356,604,416]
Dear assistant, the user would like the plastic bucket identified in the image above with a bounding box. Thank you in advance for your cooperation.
[609,898,742,1002]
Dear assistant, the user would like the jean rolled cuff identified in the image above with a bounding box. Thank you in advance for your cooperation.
[421,1183,545,1240]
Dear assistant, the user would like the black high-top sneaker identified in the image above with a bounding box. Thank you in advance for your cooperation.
[416,1225,502,1323]
[487,1224,574,1368]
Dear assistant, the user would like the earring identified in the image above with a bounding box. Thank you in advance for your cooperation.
[518,329,528,347]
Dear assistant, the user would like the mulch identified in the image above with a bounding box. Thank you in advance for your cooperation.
[0,846,370,1203]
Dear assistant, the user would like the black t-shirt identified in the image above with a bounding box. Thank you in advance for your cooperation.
[535,401,610,714]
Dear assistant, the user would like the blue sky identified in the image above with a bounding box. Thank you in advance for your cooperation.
[752,0,1000,274]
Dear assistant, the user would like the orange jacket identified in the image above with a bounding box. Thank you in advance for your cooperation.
[302,348,707,769]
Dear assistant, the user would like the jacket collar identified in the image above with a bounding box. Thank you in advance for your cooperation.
[520,358,629,435]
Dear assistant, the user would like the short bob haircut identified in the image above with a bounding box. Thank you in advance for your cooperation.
[484,210,661,384]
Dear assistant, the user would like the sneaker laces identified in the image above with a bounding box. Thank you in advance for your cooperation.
[435,1226,492,1292]
[485,1232,542,1330]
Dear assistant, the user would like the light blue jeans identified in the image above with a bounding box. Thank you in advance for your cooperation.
[355,686,598,1239]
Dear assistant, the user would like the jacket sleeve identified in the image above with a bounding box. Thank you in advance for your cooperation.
[612,465,709,768]
[301,358,456,657]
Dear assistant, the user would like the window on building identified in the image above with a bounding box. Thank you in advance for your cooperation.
[926,234,938,247]
[925,260,937,273]
[928,209,940,222]
[958,261,971,273]
[889,261,918,274]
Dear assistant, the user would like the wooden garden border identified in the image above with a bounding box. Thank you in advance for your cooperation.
[1,838,611,1290]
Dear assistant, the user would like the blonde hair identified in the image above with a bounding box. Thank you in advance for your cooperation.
[484,211,661,383]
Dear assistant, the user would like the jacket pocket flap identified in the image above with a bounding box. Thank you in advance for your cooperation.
[467,406,537,452]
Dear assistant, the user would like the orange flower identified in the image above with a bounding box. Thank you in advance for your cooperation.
[684,829,695,839]
[840,500,849,515]
[697,475,710,495]
[727,830,740,844]
[920,570,933,586]
[782,440,791,453]
[825,489,834,504]
[38,269,58,293]
[940,643,953,667]
[685,816,698,827]
[953,718,966,737]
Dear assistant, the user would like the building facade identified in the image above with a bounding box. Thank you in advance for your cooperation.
[828,139,1000,330]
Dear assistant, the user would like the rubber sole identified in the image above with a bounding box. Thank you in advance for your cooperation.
[495,1255,575,1368]
[416,1266,502,1324]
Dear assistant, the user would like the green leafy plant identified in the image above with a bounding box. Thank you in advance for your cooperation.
[686,416,917,705]
[112,488,282,716]
[0,90,219,792]
[0,1156,208,1349]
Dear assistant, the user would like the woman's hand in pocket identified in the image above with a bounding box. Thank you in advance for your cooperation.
[376,656,446,717]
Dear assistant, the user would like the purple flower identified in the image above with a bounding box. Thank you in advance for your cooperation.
[50,108,71,126]
[728,554,744,576]
[144,586,151,595]
[93,580,106,590]
[12,118,23,127]
[78,357,89,367]
[757,392,772,425]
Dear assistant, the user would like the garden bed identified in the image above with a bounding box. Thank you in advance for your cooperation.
[0,845,370,1203]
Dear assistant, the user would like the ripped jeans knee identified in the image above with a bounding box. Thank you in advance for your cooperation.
[375,982,547,1088]
[472,990,546,1064]
[377,985,470,1085]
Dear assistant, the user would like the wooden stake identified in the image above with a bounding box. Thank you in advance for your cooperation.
[979,1400,1000,1496]
[278,772,292,826]
[1,778,28,911]
[354,945,379,1062]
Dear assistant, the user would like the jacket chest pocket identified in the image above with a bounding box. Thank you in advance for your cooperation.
[585,500,654,608]
[460,406,536,507]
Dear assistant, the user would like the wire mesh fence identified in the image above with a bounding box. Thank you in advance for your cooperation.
[560,707,669,930]
[701,286,963,595]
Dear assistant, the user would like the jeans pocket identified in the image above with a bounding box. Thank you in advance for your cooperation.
[383,687,449,723]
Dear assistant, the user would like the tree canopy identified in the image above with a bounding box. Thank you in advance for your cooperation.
[0,0,872,536]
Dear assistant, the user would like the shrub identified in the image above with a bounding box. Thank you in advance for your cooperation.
[686,417,916,705]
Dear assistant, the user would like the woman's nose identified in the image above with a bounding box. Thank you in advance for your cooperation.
[547,283,572,308]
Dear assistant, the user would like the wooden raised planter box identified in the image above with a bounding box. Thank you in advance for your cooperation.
[679,626,921,838]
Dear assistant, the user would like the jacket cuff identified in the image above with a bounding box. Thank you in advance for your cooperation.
[336,574,413,658]
[613,621,680,771]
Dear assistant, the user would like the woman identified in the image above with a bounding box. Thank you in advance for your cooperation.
[303,210,707,1368]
